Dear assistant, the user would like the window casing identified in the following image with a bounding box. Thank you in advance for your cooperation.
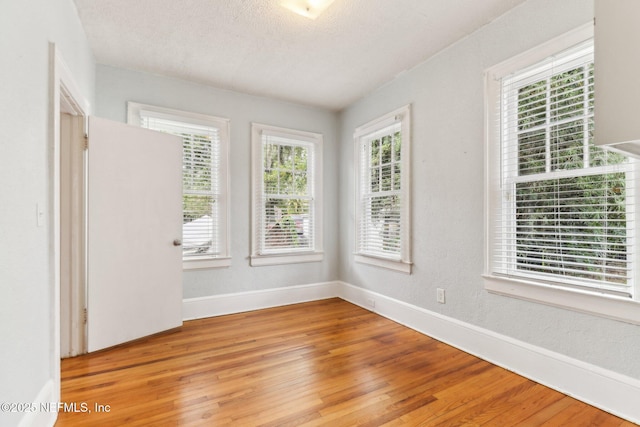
[251,123,323,266]
[128,103,230,269]
[485,25,640,324]
[354,105,411,274]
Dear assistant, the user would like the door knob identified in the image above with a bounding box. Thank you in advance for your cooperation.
[173,239,182,246]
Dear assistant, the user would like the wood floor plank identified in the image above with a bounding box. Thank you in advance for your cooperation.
[394,365,528,425]
[56,298,633,426]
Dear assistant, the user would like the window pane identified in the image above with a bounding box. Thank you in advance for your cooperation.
[263,168,279,194]
[515,173,628,285]
[264,144,279,170]
[518,129,546,176]
[550,120,584,170]
[518,80,546,131]
[183,134,212,192]
[279,171,293,193]
[381,135,392,164]
[370,167,380,193]
[550,67,585,122]
[183,194,217,256]
[393,132,402,162]
[381,165,392,191]
[371,138,380,166]
[393,164,401,190]
[361,194,401,254]
[263,198,311,250]
[294,172,308,196]
[294,146,306,171]
[263,143,309,196]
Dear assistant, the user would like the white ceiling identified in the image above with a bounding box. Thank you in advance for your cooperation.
[73,0,526,111]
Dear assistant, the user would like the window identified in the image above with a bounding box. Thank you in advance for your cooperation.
[354,105,411,274]
[251,123,323,266]
[128,102,230,269]
[485,25,640,323]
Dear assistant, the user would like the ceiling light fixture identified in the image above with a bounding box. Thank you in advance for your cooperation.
[280,0,336,19]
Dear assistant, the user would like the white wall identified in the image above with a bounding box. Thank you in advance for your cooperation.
[338,0,640,380]
[0,0,95,425]
[95,65,339,299]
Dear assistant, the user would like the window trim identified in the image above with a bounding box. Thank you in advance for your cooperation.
[250,123,324,266]
[484,24,640,325]
[354,104,412,274]
[127,102,231,269]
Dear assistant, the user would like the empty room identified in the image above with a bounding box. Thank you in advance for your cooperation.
[1,0,640,425]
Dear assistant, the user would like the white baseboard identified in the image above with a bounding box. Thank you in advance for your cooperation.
[181,280,640,424]
[17,379,57,427]
[336,281,640,425]
[182,281,340,320]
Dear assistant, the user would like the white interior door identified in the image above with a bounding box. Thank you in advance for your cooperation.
[87,116,183,352]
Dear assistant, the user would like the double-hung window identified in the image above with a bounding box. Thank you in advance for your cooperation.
[485,26,640,323]
[251,123,323,266]
[354,105,411,274]
[128,102,230,269]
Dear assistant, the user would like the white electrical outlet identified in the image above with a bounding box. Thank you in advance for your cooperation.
[366,298,376,308]
[437,288,446,304]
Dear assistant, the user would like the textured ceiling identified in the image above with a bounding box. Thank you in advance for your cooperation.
[73,0,526,111]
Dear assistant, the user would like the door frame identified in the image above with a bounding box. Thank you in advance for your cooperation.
[49,43,90,398]
[60,106,86,357]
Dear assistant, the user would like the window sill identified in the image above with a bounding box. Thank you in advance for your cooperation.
[183,257,231,270]
[250,252,323,266]
[483,274,640,326]
[355,254,412,274]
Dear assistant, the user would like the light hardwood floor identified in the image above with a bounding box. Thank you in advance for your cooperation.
[57,298,635,426]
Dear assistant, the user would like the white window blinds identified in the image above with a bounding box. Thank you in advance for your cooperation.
[493,39,635,297]
[358,122,403,259]
[139,111,223,259]
[257,132,315,254]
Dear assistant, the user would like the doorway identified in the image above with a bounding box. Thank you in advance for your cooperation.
[52,45,183,361]
[51,44,90,360]
[59,99,86,358]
